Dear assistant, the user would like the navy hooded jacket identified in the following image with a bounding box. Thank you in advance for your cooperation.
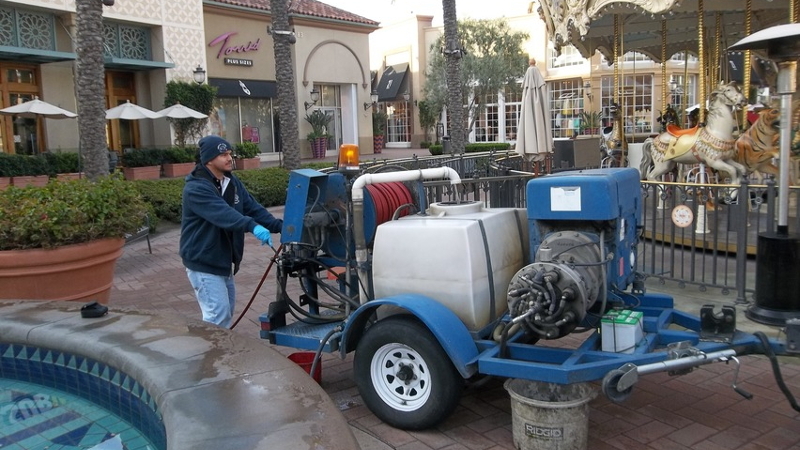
[179,164,282,276]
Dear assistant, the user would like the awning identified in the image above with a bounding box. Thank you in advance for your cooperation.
[375,64,408,102]
[726,52,775,87]
[104,57,174,71]
[0,45,75,64]
[209,78,277,99]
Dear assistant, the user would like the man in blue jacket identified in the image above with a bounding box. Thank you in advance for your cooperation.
[179,135,282,328]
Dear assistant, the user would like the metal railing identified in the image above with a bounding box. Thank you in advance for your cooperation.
[374,151,798,302]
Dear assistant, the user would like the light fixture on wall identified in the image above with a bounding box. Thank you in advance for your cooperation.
[101,0,115,6]
[583,81,592,100]
[402,91,410,103]
[267,25,297,44]
[304,88,320,110]
[192,65,206,84]
[364,90,378,111]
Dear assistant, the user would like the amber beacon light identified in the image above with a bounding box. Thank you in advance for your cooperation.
[337,143,360,173]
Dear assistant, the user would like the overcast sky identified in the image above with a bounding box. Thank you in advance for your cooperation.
[320,0,530,26]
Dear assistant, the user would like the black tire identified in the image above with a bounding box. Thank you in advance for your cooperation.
[354,315,463,430]
[602,369,633,403]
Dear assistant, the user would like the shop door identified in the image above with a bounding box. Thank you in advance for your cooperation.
[321,107,342,151]
[7,93,38,154]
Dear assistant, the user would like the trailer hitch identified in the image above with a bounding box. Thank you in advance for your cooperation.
[602,342,748,403]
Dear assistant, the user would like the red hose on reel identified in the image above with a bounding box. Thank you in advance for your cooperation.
[364,182,413,226]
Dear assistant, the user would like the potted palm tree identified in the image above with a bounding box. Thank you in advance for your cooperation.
[0,175,149,303]
[305,110,332,159]
[372,111,388,154]
[579,111,602,136]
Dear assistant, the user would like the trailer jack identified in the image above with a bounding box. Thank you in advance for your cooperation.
[601,342,750,403]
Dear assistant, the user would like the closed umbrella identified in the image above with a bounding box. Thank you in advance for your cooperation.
[515,62,553,162]
[105,100,161,120]
[157,102,208,119]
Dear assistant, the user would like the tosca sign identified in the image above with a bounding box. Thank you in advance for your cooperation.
[208,32,261,61]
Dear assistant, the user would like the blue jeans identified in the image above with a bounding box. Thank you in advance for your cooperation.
[186,268,236,328]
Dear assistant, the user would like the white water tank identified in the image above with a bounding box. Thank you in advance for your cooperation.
[371,202,529,332]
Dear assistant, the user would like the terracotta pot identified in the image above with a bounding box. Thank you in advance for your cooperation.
[123,165,161,180]
[12,175,49,187]
[162,162,195,178]
[233,157,260,170]
[0,238,124,304]
[56,172,85,181]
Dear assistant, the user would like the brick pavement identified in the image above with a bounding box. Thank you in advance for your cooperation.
[111,159,800,449]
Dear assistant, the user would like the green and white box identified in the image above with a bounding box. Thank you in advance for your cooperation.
[601,310,644,353]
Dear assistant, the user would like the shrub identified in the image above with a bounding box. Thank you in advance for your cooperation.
[44,152,81,175]
[162,147,196,164]
[427,142,510,156]
[0,154,25,177]
[234,142,260,159]
[305,110,332,140]
[132,178,184,224]
[121,148,165,168]
[372,111,388,136]
[234,167,291,207]
[0,154,50,176]
[0,175,149,250]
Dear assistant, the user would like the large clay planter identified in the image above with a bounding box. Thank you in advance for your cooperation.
[233,157,260,170]
[373,134,384,154]
[123,165,161,180]
[162,162,195,178]
[0,238,124,304]
[12,175,49,187]
[310,137,328,159]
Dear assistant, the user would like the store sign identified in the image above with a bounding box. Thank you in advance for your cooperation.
[208,32,261,60]
[225,58,253,67]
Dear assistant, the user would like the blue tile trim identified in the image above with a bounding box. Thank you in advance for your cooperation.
[0,343,166,450]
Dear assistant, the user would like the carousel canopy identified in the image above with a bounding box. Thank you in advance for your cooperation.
[538,0,789,64]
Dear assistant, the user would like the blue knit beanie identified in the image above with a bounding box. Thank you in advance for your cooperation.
[198,135,232,165]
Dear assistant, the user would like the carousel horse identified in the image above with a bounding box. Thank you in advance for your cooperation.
[640,82,747,190]
[600,102,627,167]
[656,105,680,132]
[734,107,780,182]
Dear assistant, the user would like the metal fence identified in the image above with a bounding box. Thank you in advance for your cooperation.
[359,151,799,302]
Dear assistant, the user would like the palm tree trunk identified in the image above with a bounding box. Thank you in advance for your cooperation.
[75,0,110,180]
[270,0,301,170]
[442,0,465,154]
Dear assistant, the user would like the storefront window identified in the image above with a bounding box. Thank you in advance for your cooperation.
[549,79,584,138]
[473,92,499,142]
[386,101,411,144]
[504,88,522,142]
[601,74,654,135]
[211,97,275,153]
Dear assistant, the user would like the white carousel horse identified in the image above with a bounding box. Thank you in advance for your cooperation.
[640,82,748,188]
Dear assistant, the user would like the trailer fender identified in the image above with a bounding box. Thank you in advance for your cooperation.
[341,294,479,378]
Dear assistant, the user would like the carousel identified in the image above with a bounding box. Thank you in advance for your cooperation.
[536,0,800,324]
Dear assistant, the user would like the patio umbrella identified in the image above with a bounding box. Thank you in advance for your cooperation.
[0,96,77,153]
[515,62,553,162]
[0,96,77,119]
[105,100,162,120]
[156,102,208,119]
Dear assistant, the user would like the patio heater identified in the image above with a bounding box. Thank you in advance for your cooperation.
[729,24,800,325]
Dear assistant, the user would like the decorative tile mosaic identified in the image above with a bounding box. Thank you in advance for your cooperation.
[0,344,166,450]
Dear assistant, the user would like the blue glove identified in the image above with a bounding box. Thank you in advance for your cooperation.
[252,225,273,247]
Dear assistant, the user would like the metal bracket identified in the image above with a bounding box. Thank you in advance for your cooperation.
[666,341,701,375]
[786,318,800,354]
[700,304,736,343]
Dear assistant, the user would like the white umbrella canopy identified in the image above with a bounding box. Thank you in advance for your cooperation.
[515,63,553,162]
[156,102,208,119]
[0,96,77,119]
[105,100,162,120]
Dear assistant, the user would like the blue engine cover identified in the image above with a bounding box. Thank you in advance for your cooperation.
[525,168,642,290]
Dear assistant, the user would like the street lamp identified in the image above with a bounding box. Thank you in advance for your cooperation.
[304,88,320,110]
[364,90,378,111]
[192,65,206,84]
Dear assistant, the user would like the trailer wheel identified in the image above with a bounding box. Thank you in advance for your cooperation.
[354,316,463,430]
[602,369,632,403]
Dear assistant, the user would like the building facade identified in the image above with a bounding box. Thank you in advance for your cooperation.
[0,0,377,159]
